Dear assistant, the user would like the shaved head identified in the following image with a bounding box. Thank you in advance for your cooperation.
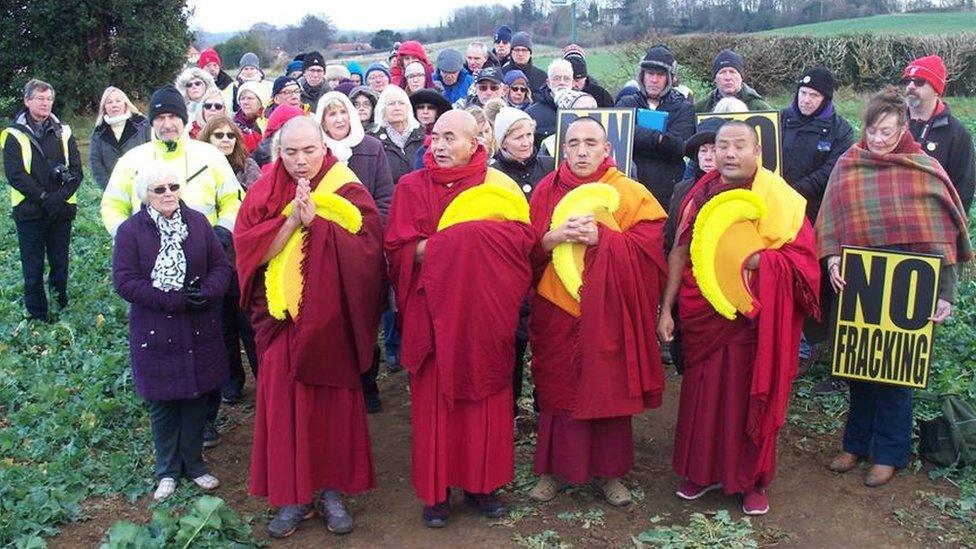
[430,109,480,168]
[278,116,324,144]
[566,116,607,140]
[278,116,327,180]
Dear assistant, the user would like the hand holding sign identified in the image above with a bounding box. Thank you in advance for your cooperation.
[930,298,951,323]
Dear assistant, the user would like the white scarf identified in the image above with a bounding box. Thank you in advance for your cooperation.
[148,206,188,292]
[103,111,132,126]
[314,92,365,162]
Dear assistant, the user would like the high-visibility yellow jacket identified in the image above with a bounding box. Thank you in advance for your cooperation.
[101,135,241,237]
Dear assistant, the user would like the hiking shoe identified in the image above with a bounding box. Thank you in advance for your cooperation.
[742,490,770,515]
[202,421,220,448]
[267,504,315,539]
[464,491,507,518]
[153,477,177,501]
[594,478,632,506]
[317,490,354,534]
[828,452,860,473]
[364,393,381,414]
[675,479,722,500]
[813,377,847,396]
[529,474,561,502]
[864,464,896,487]
[422,500,450,528]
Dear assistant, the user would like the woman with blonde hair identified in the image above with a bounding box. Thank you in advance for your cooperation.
[465,105,497,157]
[90,86,150,188]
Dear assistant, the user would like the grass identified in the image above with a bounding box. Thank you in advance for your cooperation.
[756,11,976,37]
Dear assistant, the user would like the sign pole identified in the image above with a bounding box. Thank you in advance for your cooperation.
[571,0,578,43]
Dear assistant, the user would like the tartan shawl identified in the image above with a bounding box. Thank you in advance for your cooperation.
[816,132,972,265]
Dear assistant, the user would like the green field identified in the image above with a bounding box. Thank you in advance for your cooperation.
[757,11,976,37]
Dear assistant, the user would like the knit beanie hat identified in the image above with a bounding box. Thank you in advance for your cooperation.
[326,64,351,81]
[286,60,304,75]
[712,49,745,79]
[554,89,592,110]
[504,69,528,87]
[303,51,325,70]
[494,25,513,43]
[197,48,221,69]
[797,66,835,100]
[365,62,392,80]
[237,81,270,107]
[511,31,533,52]
[564,44,588,79]
[335,79,357,97]
[436,49,464,73]
[272,76,298,97]
[903,55,947,95]
[404,62,426,77]
[148,85,188,124]
[493,106,533,147]
[239,52,260,69]
[346,61,364,78]
[641,44,676,74]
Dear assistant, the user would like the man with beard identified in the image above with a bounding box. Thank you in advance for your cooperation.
[525,59,575,150]
[615,44,695,209]
[903,55,975,212]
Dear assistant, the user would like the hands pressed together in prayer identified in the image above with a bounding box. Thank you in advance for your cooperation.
[543,214,599,252]
[290,178,316,228]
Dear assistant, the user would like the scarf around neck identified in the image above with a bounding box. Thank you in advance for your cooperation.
[554,156,615,189]
[148,206,189,292]
[422,145,489,186]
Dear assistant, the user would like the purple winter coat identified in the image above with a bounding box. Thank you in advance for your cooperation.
[112,203,232,402]
[348,134,394,223]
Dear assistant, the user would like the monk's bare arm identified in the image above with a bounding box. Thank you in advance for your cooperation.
[259,217,301,265]
[657,243,688,342]
[414,239,427,264]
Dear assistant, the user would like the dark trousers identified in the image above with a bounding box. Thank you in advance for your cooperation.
[513,335,529,416]
[381,305,400,363]
[361,346,380,398]
[842,381,914,468]
[15,216,71,319]
[221,274,258,399]
[147,396,210,479]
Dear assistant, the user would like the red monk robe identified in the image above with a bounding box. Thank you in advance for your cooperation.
[385,146,535,506]
[672,168,820,495]
[529,158,668,484]
[235,155,384,506]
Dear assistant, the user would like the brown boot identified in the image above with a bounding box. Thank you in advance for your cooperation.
[828,452,859,473]
[864,464,896,487]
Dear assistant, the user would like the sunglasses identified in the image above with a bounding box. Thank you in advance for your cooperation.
[510,86,528,93]
[187,80,205,88]
[478,84,501,91]
[211,131,236,140]
[151,183,181,194]
[203,102,224,110]
[902,77,928,88]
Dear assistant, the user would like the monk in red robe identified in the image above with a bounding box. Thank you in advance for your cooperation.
[659,121,820,516]
[528,117,668,506]
[385,110,535,528]
[234,117,384,538]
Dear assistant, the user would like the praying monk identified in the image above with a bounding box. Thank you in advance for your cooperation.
[385,110,536,528]
[659,121,820,516]
[234,117,384,538]
[528,116,668,506]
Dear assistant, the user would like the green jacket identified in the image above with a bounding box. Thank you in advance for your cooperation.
[694,83,773,113]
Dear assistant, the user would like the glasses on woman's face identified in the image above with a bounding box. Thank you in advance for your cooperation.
[203,102,224,110]
[187,80,205,88]
[353,99,372,109]
[212,131,236,140]
[510,86,527,93]
[152,183,181,194]
[478,83,500,92]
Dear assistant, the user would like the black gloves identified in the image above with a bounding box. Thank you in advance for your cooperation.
[184,286,210,311]
[41,191,66,217]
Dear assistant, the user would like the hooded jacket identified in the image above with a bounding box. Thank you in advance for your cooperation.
[434,68,475,105]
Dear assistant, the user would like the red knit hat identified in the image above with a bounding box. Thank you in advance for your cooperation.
[197,48,221,69]
[397,41,429,64]
[902,55,946,95]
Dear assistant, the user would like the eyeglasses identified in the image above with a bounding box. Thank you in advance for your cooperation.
[151,183,181,194]
[278,87,301,96]
[187,80,205,88]
[203,102,224,110]
[407,73,425,79]
[902,77,928,88]
[305,67,325,74]
[510,86,528,93]
[211,131,236,140]
[416,104,436,111]
[478,84,501,91]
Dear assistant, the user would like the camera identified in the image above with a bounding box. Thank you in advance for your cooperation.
[50,164,75,188]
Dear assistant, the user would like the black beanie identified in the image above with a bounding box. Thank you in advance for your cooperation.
[797,66,835,99]
[566,55,587,79]
[304,51,325,70]
[148,85,187,124]
[640,44,675,74]
[712,49,745,79]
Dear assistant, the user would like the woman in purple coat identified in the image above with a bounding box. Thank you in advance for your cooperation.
[112,161,232,501]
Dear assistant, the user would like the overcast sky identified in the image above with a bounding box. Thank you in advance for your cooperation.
[188,0,518,33]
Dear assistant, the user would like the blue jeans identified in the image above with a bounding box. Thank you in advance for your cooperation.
[799,332,811,360]
[842,381,913,467]
[381,306,400,363]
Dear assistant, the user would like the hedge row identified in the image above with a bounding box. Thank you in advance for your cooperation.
[615,33,976,96]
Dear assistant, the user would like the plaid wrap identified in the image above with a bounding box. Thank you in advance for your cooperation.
[816,139,972,265]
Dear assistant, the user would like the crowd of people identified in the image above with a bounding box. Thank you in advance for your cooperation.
[3,23,974,540]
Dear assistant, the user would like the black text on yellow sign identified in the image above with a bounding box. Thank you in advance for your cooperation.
[695,111,781,175]
[831,246,942,389]
[555,108,636,177]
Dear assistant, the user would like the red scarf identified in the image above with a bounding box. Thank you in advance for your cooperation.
[554,156,616,189]
[422,145,489,186]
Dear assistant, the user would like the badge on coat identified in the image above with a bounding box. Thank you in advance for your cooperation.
[927,141,937,152]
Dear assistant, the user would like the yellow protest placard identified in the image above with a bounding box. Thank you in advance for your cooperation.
[695,111,781,175]
[830,246,942,389]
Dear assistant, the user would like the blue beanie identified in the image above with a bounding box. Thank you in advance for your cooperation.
[347,60,364,78]
[365,62,391,80]
[494,25,513,43]
[286,60,303,75]
[503,70,528,87]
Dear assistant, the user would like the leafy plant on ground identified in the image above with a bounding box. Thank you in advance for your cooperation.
[634,511,757,548]
[556,507,605,530]
[100,496,262,549]
[514,529,572,549]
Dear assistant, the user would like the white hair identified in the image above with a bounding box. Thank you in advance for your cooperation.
[135,161,179,203]
[712,97,749,113]
[467,42,488,56]
[547,59,573,79]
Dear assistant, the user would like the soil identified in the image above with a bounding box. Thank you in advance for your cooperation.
[51,368,960,548]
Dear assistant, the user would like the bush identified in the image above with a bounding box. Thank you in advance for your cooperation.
[617,33,976,97]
